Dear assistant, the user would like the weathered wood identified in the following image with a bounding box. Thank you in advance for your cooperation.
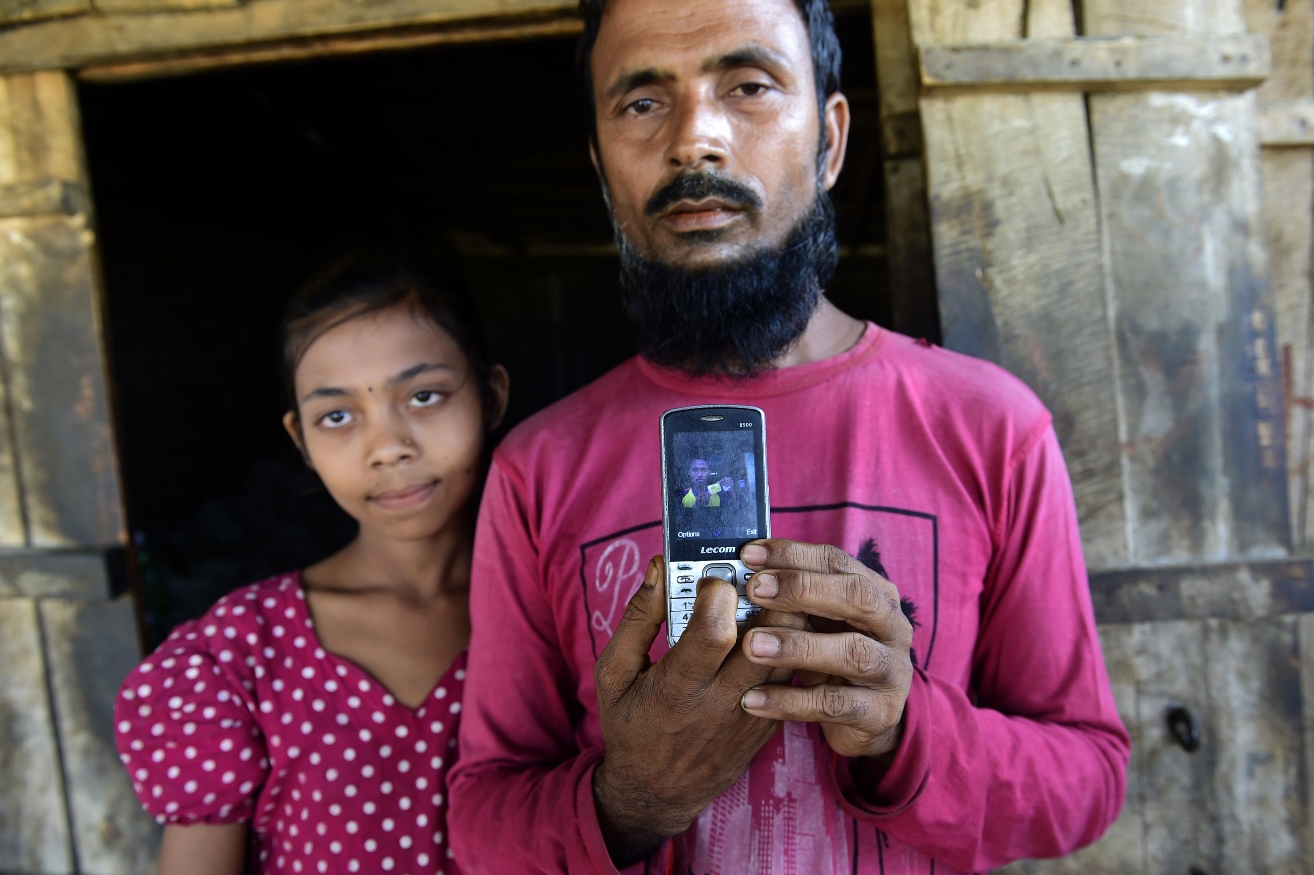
[921,34,1271,94]
[0,550,113,599]
[79,16,585,83]
[1084,0,1288,564]
[0,0,89,26]
[95,0,240,15]
[0,72,84,187]
[0,0,575,76]
[41,597,161,874]
[0,178,87,217]
[1301,612,1314,863]
[1090,557,1314,625]
[915,0,1128,570]
[0,215,126,548]
[0,598,74,873]
[871,0,938,342]
[1203,617,1309,870]
[1259,99,1314,146]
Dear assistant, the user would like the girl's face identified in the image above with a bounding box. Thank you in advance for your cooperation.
[284,305,507,542]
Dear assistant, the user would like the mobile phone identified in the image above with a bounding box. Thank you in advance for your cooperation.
[661,405,770,647]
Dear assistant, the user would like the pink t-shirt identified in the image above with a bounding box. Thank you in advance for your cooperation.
[449,324,1129,874]
[114,572,465,875]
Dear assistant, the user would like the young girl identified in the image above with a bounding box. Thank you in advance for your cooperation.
[114,256,509,875]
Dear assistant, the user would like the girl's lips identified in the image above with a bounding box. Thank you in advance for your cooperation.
[370,481,439,511]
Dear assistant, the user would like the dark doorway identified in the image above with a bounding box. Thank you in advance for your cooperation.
[78,9,888,644]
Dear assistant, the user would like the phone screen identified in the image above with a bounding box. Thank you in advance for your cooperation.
[663,410,769,562]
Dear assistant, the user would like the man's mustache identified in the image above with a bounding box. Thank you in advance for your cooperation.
[644,173,763,217]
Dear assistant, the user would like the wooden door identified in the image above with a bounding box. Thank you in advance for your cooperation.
[876,0,1314,870]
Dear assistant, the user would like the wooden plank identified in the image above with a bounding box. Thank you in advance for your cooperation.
[79,16,585,83]
[1084,0,1288,564]
[41,596,161,874]
[916,0,1128,570]
[0,72,84,187]
[0,550,112,599]
[1202,617,1310,870]
[871,0,939,342]
[0,0,575,76]
[1259,99,1314,146]
[95,0,240,14]
[0,179,87,218]
[0,215,125,548]
[1300,612,1314,863]
[0,597,74,873]
[0,0,89,26]
[1249,0,1314,553]
[1090,557,1314,624]
[921,34,1271,93]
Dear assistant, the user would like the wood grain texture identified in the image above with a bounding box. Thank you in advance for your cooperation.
[0,178,87,217]
[1301,612,1314,866]
[0,550,112,599]
[1085,0,1288,564]
[0,0,575,75]
[1247,0,1314,553]
[0,215,126,548]
[0,0,88,26]
[0,597,74,874]
[94,0,240,14]
[917,9,1126,569]
[41,596,161,874]
[921,34,1270,93]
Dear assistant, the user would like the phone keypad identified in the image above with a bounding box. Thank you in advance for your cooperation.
[668,563,760,643]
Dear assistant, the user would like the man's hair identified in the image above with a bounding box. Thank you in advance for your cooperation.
[575,0,842,144]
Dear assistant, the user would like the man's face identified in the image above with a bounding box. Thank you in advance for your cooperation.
[589,0,844,271]
[689,459,710,487]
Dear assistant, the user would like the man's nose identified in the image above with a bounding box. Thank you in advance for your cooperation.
[664,91,730,171]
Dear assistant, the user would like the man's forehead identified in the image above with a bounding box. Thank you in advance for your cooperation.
[592,0,810,84]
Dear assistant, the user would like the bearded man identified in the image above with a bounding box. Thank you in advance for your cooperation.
[448,0,1130,871]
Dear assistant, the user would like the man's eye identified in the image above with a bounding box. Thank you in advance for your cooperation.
[733,82,769,97]
[626,98,656,115]
[410,390,443,408]
[318,410,353,429]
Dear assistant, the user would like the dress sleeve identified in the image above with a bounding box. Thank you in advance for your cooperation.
[827,424,1131,872]
[114,619,270,825]
[448,458,641,875]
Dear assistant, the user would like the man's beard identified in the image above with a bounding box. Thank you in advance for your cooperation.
[611,175,839,378]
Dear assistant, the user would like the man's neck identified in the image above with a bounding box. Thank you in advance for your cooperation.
[773,298,866,369]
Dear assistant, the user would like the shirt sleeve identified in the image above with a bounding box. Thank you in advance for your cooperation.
[449,458,652,875]
[827,423,1131,872]
[114,620,270,825]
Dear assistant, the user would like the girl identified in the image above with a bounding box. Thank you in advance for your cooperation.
[114,256,509,875]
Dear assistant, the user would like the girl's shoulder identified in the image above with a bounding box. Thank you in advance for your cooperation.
[112,571,307,825]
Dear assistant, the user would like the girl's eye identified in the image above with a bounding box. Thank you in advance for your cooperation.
[318,410,353,429]
[410,390,443,408]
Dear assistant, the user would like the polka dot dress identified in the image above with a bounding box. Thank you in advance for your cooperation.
[114,573,465,875]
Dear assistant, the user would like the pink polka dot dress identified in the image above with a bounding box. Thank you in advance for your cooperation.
[114,573,466,874]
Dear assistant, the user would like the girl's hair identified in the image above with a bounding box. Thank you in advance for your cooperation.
[281,254,499,430]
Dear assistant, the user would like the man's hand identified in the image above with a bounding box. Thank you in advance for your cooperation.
[592,555,803,865]
[738,539,914,761]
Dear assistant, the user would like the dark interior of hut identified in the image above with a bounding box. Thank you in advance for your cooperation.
[77,8,891,645]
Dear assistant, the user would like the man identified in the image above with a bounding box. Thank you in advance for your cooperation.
[682,457,733,507]
[448,0,1130,870]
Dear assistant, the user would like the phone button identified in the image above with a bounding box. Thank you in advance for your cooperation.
[669,622,688,641]
[676,563,694,570]
[702,565,736,584]
[671,598,698,613]
[674,586,696,599]
[676,575,694,583]
[736,606,762,622]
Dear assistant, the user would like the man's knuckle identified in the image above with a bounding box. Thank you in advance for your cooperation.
[847,574,882,616]
[819,686,853,721]
[822,544,853,574]
[844,635,876,678]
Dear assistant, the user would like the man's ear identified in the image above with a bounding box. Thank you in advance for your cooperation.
[819,91,851,192]
[589,140,603,182]
[487,364,511,432]
[282,410,312,468]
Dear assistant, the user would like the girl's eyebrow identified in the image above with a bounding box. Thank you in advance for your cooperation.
[299,363,455,404]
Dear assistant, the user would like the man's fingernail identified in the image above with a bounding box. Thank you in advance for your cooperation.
[642,556,659,586]
[741,543,768,565]
[749,631,780,657]
[741,689,767,710]
[753,573,778,598]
